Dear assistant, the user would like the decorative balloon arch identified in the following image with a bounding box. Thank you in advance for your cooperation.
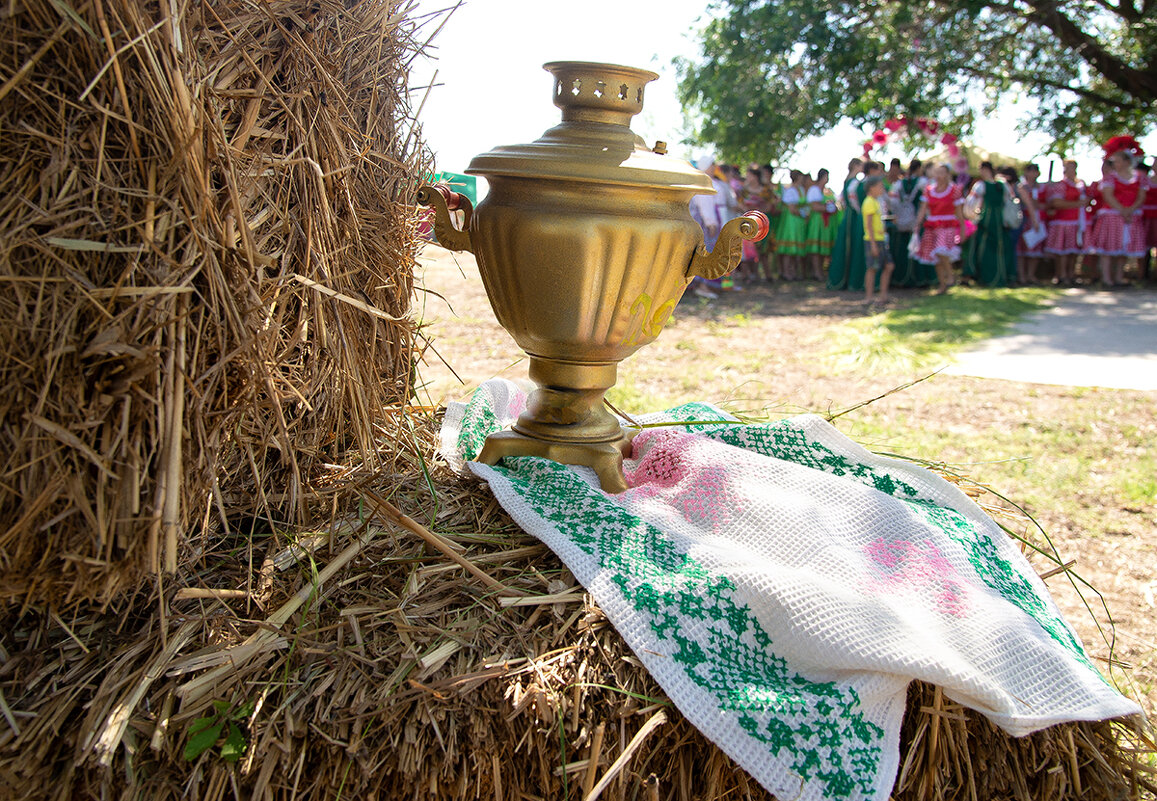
[862,116,970,178]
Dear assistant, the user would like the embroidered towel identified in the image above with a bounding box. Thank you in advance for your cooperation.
[440,379,1140,801]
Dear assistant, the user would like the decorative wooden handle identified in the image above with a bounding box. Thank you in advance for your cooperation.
[686,210,769,280]
[416,183,474,253]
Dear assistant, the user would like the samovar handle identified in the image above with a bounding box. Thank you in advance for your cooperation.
[686,210,769,281]
[417,183,475,253]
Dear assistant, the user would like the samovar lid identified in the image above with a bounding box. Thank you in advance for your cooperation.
[465,61,713,195]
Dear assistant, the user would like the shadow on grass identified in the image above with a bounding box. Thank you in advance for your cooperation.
[674,280,871,321]
[826,286,1061,373]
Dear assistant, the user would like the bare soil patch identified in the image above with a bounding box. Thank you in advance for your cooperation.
[416,244,1157,716]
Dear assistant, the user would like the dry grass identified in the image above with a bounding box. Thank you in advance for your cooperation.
[0,0,428,607]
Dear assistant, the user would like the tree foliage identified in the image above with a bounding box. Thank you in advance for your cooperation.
[676,0,1157,164]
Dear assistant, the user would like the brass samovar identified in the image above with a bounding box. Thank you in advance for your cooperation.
[420,61,766,493]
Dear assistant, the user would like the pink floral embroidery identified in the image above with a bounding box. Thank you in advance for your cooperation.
[626,430,740,529]
[865,538,970,618]
[635,446,684,487]
[505,388,527,420]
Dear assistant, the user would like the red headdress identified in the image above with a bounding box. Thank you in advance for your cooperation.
[1102,135,1144,159]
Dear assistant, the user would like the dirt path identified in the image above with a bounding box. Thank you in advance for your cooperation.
[415,244,1157,716]
[946,288,1157,390]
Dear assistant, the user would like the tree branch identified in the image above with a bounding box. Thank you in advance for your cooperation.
[1017,0,1157,99]
[951,61,1144,109]
[1089,0,1140,22]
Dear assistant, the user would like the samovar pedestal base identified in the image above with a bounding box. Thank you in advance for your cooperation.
[473,357,635,493]
[476,429,633,493]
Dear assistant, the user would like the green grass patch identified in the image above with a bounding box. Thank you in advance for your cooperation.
[826,286,1060,373]
[725,308,761,327]
[1120,457,1157,506]
[606,375,668,415]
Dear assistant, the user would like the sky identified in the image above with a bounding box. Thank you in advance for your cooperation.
[409,0,1154,191]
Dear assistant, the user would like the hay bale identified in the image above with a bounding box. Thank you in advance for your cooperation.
[0,416,1152,799]
[0,0,428,607]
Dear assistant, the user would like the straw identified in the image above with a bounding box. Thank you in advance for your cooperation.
[0,0,429,608]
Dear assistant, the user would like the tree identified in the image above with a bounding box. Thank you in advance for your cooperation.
[675,0,1157,164]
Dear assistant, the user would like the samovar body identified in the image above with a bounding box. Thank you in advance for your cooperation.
[420,62,765,492]
[472,180,702,362]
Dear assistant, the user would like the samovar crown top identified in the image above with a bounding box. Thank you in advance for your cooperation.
[464,61,712,195]
[543,61,657,124]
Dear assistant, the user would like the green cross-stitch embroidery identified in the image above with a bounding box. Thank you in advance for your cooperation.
[654,410,1098,675]
[912,503,1099,676]
[456,389,501,463]
[489,454,885,799]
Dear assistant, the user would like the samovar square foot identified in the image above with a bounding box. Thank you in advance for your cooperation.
[475,429,632,494]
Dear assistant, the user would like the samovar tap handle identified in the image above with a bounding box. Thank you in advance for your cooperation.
[417,183,475,253]
[686,210,769,280]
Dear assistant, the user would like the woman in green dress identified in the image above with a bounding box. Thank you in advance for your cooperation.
[775,169,810,280]
[963,161,1013,287]
[827,158,868,290]
[804,168,839,281]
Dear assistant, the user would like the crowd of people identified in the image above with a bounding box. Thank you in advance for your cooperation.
[688,135,1155,306]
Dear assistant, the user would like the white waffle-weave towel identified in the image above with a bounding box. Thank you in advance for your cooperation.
[440,379,1141,801]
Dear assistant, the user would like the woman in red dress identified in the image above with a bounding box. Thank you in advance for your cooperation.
[1140,160,1157,276]
[1084,136,1147,287]
[1044,159,1086,286]
[1081,170,1106,284]
[914,163,967,294]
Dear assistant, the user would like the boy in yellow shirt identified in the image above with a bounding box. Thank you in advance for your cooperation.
[861,176,894,305]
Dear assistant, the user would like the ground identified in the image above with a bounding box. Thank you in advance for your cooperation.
[414,244,1157,718]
